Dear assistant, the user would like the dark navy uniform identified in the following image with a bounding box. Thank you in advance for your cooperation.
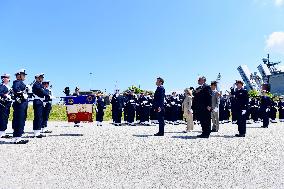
[231,88,249,136]
[125,93,137,125]
[12,80,28,138]
[230,94,238,123]
[192,86,202,123]
[123,93,128,124]
[165,96,171,123]
[219,96,229,123]
[153,85,165,135]
[0,83,12,136]
[138,94,151,124]
[169,95,179,124]
[270,100,277,122]
[250,98,260,122]
[178,94,184,122]
[259,95,271,128]
[111,94,124,125]
[32,81,49,135]
[278,100,284,121]
[149,95,156,123]
[96,95,106,124]
[194,84,212,137]
[42,87,52,131]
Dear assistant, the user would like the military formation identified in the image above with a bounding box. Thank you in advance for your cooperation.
[1,71,283,144]
[109,77,284,138]
[0,69,53,144]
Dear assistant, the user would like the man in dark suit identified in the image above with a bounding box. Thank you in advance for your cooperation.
[111,89,124,126]
[194,76,212,138]
[259,90,271,128]
[231,80,249,137]
[153,77,166,136]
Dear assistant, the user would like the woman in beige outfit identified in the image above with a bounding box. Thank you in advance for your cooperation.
[182,88,194,132]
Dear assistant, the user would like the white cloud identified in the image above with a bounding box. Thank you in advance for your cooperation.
[266,32,284,55]
[254,0,284,6]
[275,0,284,6]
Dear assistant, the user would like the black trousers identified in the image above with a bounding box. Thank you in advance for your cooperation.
[0,102,11,131]
[12,101,28,137]
[199,109,211,136]
[42,103,52,128]
[170,106,178,122]
[251,108,259,122]
[126,107,135,123]
[96,108,104,122]
[157,108,165,134]
[232,109,238,122]
[261,109,269,127]
[280,109,284,119]
[112,108,122,123]
[33,99,44,131]
[270,108,277,120]
[140,107,150,122]
[236,110,246,135]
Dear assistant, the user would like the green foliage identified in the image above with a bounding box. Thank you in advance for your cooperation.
[124,85,154,95]
[9,104,114,121]
[248,89,275,99]
[248,90,259,98]
[266,92,273,98]
[125,85,144,94]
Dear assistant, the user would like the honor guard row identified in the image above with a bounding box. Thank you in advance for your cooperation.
[0,69,53,144]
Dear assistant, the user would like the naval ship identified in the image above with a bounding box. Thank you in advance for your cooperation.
[237,54,284,95]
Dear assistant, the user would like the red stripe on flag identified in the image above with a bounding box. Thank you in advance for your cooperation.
[67,112,93,122]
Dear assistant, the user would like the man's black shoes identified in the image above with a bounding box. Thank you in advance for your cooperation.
[235,134,245,137]
[14,140,29,144]
[35,134,46,138]
[154,133,164,136]
[197,134,209,138]
[43,130,52,133]
[1,135,12,139]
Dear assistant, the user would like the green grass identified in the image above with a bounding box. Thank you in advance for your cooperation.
[9,105,113,121]
[8,104,280,121]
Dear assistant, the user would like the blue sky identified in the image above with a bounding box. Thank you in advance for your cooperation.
[0,0,284,96]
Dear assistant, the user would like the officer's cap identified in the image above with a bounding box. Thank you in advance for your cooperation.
[15,69,27,76]
[42,80,50,84]
[1,74,10,79]
[211,81,217,85]
[235,80,244,85]
[35,73,45,78]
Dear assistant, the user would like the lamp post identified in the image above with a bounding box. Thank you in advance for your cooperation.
[89,72,93,91]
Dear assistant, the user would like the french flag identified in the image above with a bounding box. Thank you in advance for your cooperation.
[62,95,96,122]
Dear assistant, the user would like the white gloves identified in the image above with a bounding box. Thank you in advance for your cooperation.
[171,102,175,105]
[23,94,28,99]
[266,108,270,112]
[6,94,12,101]
[26,85,32,93]
[242,110,246,115]
[214,107,219,112]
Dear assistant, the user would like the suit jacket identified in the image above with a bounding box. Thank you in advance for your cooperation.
[260,96,271,111]
[111,95,124,110]
[153,86,165,110]
[231,88,249,111]
[211,90,220,109]
[194,84,212,112]
[182,95,192,113]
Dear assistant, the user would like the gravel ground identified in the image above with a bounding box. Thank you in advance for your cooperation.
[0,121,283,189]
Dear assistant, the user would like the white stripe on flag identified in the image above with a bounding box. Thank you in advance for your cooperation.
[66,104,93,113]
